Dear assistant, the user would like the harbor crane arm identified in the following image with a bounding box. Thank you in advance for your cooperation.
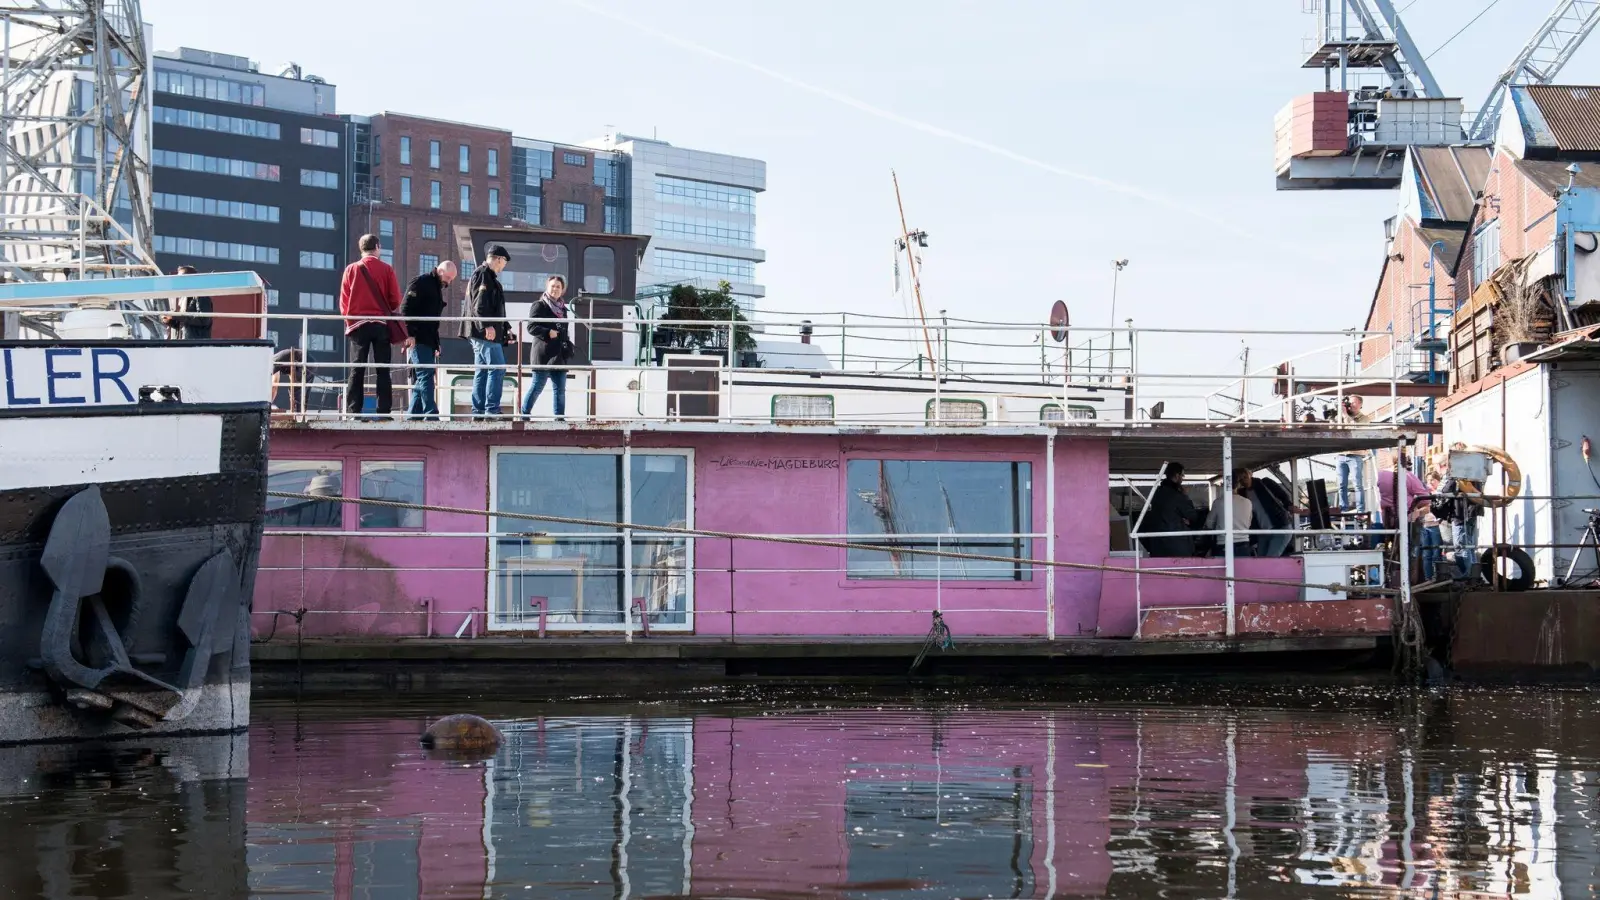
[1366,0,1445,98]
[1468,0,1600,142]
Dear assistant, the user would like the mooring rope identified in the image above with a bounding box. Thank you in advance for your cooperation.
[266,491,1401,598]
[909,611,955,674]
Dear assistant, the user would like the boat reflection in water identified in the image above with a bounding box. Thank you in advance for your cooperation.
[0,733,248,898]
[238,688,1600,900]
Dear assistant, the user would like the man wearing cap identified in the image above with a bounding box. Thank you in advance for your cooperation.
[467,245,512,417]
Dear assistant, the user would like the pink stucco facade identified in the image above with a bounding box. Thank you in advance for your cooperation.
[256,426,1369,641]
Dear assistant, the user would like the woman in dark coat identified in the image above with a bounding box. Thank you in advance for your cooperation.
[519,274,573,419]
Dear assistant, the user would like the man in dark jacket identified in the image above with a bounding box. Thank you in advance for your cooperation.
[163,265,214,340]
[400,260,457,419]
[467,244,511,417]
[1140,462,1200,557]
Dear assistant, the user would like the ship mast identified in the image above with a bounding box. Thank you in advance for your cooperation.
[892,171,937,373]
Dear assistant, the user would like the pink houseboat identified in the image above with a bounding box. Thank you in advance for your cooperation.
[253,226,1415,664]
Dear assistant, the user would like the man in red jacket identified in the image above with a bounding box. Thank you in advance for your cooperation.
[339,233,403,416]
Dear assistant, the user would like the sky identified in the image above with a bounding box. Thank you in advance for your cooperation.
[144,0,1600,392]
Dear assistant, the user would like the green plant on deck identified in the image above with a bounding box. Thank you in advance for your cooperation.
[655,281,756,353]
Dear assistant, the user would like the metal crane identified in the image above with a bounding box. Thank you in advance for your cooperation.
[1468,0,1600,142]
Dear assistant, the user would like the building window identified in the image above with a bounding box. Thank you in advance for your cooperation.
[654,248,756,281]
[153,106,279,139]
[266,289,279,308]
[927,398,987,424]
[430,181,441,209]
[379,249,394,266]
[459,145,470,174]
[265,461,343,528]
[583,246,615,294]
[1472,220,1502,287]
[604,205,621,234]
[488,188,500,217]
[153,69,266,106]
[400,176,412,206]
[399,136,411,165]
[773,394,834,423]
[419,253,439,276]
[152,149,279,181]
[359,461,425,529]
[561,202,587,224]
[487,148,499,177]
[562,152,587,167]
[421,223,437,240]
[299,292,336,311]
[153,192,280,224]
[298,250,336,270]
[307,333,336,353]
[490,450,691,629]
[299,210,337,230]
[459,184,471,213]
[300,169,339,190]
[266,329,278,344]
[655,175,755,214]
[846,460,1032,581]
[654,215,754,248]
[153,235,279,265]
[494,242,568,292]
[379,219,394,238]
[429,140,440,169]
[300,127,339,147]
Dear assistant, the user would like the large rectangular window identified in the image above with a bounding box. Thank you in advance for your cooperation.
[400,176,412,206]
[1473,220,1502,287]
[300,127,339,147]
[300,169,339,190]
[298,250,335,270]
[421,222,437,240]
[429,140,441,169]
[299,210,337,230]
[487,148,499,177]
[153,106,279,139]
[495,242,568,293]
[152,149,279,182]
[379,219,394,238]
[153,192,279,224]
[459,184,471,213]
[459,144,470,174]
[265,460,343,528]
[399,136,412,165]
[488,188,500,217]
[490,450,692,631]
[845,459,1032,580]
[655,248,755,281]
[654,215,754,248]
[358,461,424,529]
[418,253,439,276]
[561,202,587,224]
[154,235,279,264]
[655,175,755,214]
[299,291,335,311]
[153,69,265,106]
[430,180,441,209]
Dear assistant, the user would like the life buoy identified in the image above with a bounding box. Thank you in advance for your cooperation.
[1455,445,1522,508]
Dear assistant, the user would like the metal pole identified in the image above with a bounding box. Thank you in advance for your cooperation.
[892,170,937,370]
[1223,437,1236,637]
[1397,436,1411,606]
[299,315,310,418]
[1046,430,1056,640]
[623,438,634,642]
[1127,318,1137,420]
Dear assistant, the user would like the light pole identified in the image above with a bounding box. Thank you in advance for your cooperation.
[1110,259,1129,371]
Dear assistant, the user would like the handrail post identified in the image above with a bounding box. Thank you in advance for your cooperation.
[1045,430,1056,640]
[299,315,310,420]
[1223,436,1236,638]
[528,598,547,639]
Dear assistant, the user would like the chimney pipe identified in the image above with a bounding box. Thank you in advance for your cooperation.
[799,320,813,345]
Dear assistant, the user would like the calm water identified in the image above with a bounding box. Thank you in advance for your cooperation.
[0,684,1597,899]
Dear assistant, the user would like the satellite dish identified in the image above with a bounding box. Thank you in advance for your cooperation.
[1048,300,1070,343]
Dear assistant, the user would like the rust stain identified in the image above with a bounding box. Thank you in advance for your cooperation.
[1140,599,1392,642]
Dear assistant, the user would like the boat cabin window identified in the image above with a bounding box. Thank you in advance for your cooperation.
[845,459,1032,581]
[582,246,615,294]
[498,242,569,294]
[927,399,986,425]
[359,461,425,529]
[265,460,343,528]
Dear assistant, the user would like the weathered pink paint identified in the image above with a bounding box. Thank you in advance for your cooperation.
[1094,556,1305,638]
[258,427,1109,639]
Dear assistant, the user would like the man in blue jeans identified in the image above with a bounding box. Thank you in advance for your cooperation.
[466,245,511,418]
[400,259,457,419]
[1338,453,1367,511]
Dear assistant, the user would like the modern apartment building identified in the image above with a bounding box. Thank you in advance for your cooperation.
[149,48,346,360]
[589,133,766,313]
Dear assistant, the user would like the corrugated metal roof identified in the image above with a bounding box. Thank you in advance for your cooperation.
[1526,85,1600,152]
[1416,224,1468,275]
[1514,158,1600,195]
[1412,146,1491,222]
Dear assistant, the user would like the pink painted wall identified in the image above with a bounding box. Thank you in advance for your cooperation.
[1095,557,1306,638]
[257,428,1111,639]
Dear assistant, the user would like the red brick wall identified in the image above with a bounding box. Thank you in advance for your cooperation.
[1361,222,1459,367]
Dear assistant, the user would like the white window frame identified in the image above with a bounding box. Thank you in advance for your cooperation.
[487,446,695,633]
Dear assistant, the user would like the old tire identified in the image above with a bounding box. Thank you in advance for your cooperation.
[1479,545,1535,592]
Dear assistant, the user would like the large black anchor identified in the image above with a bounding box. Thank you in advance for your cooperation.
[38,486,240,730]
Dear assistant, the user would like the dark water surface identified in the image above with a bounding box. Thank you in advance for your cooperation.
[0,684,1597,899]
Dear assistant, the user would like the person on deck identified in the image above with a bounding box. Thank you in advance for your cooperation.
[466,245,512,418]
[1249,473,1300,558]
[400,260,457,420]
[338,234,402,416]
[1377,458,1429,531]
[1139,462,1199,557]
[163,265,214,340]
[270,347,305,412]
[1434,462,1485,579]
[520,274,575,420]
[1206,468,1257,558]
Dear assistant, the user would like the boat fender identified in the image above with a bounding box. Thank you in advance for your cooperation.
[1456,445,1522,509]
[421,714,503,756]
[1478,545,1536,592]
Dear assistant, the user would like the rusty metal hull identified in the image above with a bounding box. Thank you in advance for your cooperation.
[1138,598,1393,642]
